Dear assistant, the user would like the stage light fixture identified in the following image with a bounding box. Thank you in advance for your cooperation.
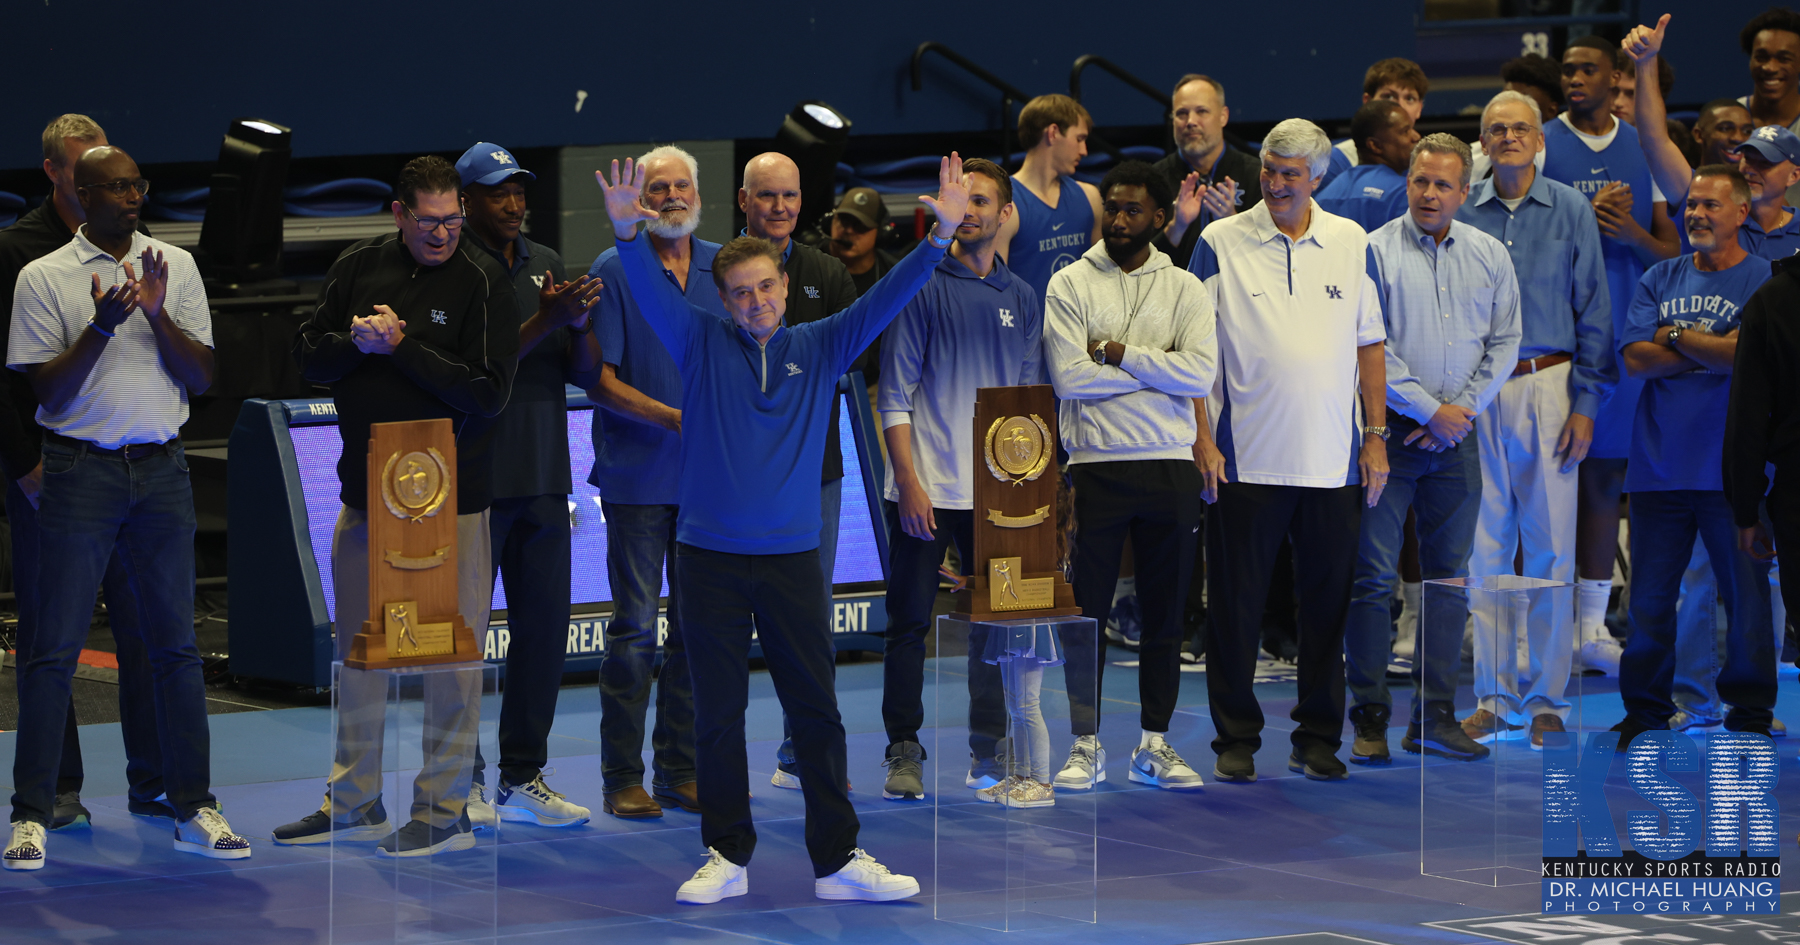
[774,100,851,239]
[198,117,292,292]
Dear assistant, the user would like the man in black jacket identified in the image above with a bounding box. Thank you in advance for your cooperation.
[1726,253,1800,638]
[1153,74,1263,270]
[0,114,165,831]
[275,155,520,857]
[738,152,862,791]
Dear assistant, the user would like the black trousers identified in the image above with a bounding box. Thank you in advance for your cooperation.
[1206,482,1361,755]
[1066,460,1203,735]
[476,493,572,787]
[676,542,857,877]
[879,503,1005,754]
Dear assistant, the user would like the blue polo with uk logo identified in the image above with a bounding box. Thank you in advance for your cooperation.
[877,252,1044,510]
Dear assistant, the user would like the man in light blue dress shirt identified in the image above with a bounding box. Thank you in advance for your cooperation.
[1347,134,1520,768]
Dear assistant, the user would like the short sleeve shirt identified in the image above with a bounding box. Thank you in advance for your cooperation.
[8,228,212,447]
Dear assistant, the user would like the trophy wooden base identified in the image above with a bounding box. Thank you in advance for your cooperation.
[343,617,480,670]
[953,572,1082,621]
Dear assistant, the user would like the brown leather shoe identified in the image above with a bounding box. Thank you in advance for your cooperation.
[602,785,663,819]
[1459,709,1523,745]
[653,781,701,814]
[1529,713,1567,752]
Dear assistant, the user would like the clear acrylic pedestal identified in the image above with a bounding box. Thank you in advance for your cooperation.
[1420,576,1577,887]
[329,660,498,944]
[933,613,1097,932]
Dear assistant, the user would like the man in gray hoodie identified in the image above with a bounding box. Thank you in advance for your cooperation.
[1043,161,1218,792]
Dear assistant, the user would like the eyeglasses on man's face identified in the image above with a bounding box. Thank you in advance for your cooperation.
[404,202,467,232]
[81,178,150,197]
[1483,122,1539,141]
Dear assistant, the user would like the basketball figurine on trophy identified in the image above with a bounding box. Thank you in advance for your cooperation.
[956,384,1079,619]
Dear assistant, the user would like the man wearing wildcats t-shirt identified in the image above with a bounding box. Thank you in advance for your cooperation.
[1610,165,1777,750]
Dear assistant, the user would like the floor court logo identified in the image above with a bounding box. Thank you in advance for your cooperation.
[1541,730,1781,915]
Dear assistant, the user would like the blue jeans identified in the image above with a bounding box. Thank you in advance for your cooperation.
[598,502,695,793]
[1673,537,1723,721]
[1622,490,1776,730]
[1345,421,1482,720]
[10,440,212,826]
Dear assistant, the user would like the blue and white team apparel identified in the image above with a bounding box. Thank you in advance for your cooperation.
[879,254,1044,507]
[1008,176,1093,301]
[1541,112,1661,459]
[1317,163,1410,234]
[1741,207,1800,260]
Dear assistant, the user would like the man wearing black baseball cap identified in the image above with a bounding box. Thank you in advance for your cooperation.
[455,142,604,828]
[828,187,899,298]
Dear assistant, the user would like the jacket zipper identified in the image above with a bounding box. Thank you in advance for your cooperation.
[760,344,768,393]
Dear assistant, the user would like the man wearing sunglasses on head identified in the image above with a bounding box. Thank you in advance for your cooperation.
[278,155,520,858]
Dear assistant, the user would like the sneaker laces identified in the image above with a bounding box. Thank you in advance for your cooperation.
[525,775,567,802]
[693,847,731,879]
[11,822,46,848]
[846,848,891,875]
[1065,739,1095,766]
[190,807,232,835]
[1148,742,1187,771]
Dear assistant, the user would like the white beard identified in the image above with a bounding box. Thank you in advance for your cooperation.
[646,206,701,240]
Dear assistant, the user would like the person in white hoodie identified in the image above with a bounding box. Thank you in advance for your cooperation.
[1043,160,1218,792]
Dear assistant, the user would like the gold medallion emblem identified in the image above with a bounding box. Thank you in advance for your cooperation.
[983,414,1051,486]
[381,449,451,522]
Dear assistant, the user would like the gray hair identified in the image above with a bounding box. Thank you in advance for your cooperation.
[1409,133,1474,186]
[1480,89,1543,130]
[1261,118,1332,179]
[41,114,104,167]
[638,144,699,190]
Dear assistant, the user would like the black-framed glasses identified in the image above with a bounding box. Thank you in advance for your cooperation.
[80,178,150,197]
[403,202,467,232]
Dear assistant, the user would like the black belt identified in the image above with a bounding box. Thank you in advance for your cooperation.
[45,430,178,460]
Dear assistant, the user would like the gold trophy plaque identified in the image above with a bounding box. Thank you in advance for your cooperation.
[344,419,479,669]
[953,385,1079,619]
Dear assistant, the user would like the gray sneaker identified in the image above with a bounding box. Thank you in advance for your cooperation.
[376,813,475,858]
[1128,741,1205,790]
[1053,736,1105,790]
[272,798,391,845]
[881,741,926,801]
[51,792,90,831]
[966,738,1009,789]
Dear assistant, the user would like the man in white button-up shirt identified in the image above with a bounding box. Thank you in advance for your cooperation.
[1189,119,1389,785]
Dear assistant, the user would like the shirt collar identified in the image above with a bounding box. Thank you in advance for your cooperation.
[71,225,142,264]
[1471,169,1556,209]
[740,228,794,263]
[1745,208,1800,236]
[1250,198,1328,246]
[1400,213,1456,250]
[463,228,530,272]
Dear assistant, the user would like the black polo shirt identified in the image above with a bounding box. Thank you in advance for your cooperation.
[1152,146,1264,271]
[463,228,598,499]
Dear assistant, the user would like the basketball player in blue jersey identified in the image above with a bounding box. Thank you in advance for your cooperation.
[996,94,1104,302]
[1542,35,1681,671]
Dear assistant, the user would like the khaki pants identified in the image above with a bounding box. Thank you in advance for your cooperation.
[1469,361,1577,723]
[328,505,491,828]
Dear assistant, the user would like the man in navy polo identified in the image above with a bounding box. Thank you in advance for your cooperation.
[455,142,603,828]
[586,145,719,820]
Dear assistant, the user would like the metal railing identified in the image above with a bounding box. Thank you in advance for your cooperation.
[910,41,1032,165]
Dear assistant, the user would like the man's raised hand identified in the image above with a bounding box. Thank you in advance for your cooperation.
[541,271,604,328]
[918,152,971,240]
[1623,13,1669,64]
[134,247,170,319]
[89,271,138,333]
[1200,178,1239,219]
[1174,173,1204,232]
[596,159,660,241]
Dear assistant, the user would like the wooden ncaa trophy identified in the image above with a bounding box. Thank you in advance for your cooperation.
[953,385,1080,619]
[343,418,479,668]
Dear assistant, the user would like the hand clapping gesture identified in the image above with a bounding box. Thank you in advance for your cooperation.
[134,247,169,320]
[352,304,406,355]
[89,271,139,334]
[539,270,605,330]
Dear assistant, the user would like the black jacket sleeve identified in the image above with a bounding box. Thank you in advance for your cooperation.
[293,256,369,384]
[389,260,521,418]
[1725,282,1778,527]
[0,242,40,480]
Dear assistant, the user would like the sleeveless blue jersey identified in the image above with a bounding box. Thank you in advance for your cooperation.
[1542,117,1654,459]
[1009,175,1093,301]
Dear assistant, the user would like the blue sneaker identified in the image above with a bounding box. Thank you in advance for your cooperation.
[1105,595,1142,650]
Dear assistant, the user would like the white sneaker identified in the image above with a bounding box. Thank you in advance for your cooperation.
[815,848,920,901]
[466,783,498,831]
[1129,741,1206,790]
[1053,736,1105,790]
[174,808,252,860]
[676,847,748,904]
[4,821,46,871]
[495,772,591,827]
[1580,637,1623,677]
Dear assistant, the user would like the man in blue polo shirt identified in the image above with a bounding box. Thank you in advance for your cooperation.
[1316,100,1419,232]
[1612,165,1776,748]
[1456,91,1613,751]
[586,145,719,821]
[875,158,1038,801]
[596,153,969,904]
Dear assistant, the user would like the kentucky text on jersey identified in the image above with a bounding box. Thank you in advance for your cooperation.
[1036,232,1086,252]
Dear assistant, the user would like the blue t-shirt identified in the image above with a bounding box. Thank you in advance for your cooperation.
[1621,252,1771,492]
[1316,163,1409,233]
[1318,142,1355,193]
[587,236,727,505]
[1543,115,1656,460]
[1008,175,1092,302]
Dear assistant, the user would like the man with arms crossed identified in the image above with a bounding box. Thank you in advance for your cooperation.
[596,153,969,904]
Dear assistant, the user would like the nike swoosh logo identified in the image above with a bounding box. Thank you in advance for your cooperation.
[1250,291,1264,297]
[1590,167,1605,174]
[1051,222,1065,231]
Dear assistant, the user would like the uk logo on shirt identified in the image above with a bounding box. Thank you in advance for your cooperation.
[804,286,820,299]
[431,309,448,324]
[785,362,804,376]
[997,308,1014,327]
[1325,286,1343,300]
[530,275,545,288]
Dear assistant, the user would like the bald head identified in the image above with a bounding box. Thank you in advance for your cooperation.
[739,152,802,246]
[72,146,144,241]
[73,146,137,188]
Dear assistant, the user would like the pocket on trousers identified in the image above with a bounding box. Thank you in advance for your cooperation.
[171,445,190,474]
[41,444,77,475]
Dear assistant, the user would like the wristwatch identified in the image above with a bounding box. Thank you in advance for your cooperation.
[1363,425,1391,441]
[1093,341,1108,365]
[1665,325,1684,347]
